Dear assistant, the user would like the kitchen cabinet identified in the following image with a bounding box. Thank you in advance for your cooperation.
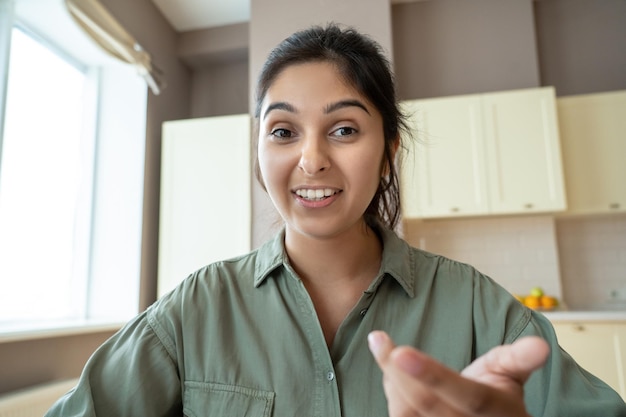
[158,115,251,297]
[401,95,488,217]
[552,321,626,398]
[401,87,566,219]
[616,326,626,398]
[557,90,626,214]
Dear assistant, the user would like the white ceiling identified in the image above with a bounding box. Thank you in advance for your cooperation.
[150,0,420,32]
[150,0,250,32]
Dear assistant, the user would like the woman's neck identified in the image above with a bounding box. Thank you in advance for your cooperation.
[284,222,383,288]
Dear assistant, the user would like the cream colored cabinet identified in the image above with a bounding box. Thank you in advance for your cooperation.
[482,89,566,214]
[615,325,626,398]
[552,321,626,398]
[401,95,488,218]
[158,115,251,297]
[401,87,566,219]
[557,90,626,214]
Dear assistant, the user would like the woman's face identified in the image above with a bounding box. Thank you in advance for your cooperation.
[257,61,386,241]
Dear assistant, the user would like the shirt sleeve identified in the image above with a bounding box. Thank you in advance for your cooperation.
[44,309,182,417]
[520,311,626,416]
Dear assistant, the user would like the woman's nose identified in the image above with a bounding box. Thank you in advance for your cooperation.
[298,136,330,176]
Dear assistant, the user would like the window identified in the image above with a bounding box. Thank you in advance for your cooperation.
[0,2,147,337]
[0,27,95,325]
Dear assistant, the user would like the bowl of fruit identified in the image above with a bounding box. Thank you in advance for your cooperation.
[514,287,559,311]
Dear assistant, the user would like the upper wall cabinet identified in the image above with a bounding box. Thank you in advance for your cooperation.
[401,95,488,218]
[401,87,566,219]
[158,115,251,297]
[557,90,626,215]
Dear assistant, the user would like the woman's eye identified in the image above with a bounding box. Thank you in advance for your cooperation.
[333,126,357,137]
[270,128,293,139]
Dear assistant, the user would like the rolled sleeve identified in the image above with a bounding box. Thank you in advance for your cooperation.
[521,311,625,416]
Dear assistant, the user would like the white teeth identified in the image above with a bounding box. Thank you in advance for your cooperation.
[296,188,336,200]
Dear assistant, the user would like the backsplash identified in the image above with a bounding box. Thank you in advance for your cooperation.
[556,214,626,309]
[402,214,626,309]
[402,216,563,298]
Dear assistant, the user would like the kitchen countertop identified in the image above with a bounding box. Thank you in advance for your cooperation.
[540,309,626,322]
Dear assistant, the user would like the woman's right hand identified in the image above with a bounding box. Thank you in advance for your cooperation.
[368,330,549,416]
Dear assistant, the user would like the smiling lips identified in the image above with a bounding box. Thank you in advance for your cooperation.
[293,188,341,204]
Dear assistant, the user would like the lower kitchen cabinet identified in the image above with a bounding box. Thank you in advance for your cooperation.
[158,114,251,297]
[552,321,626,398]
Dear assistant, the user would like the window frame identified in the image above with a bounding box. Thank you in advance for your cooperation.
[0,23,99,325]
[0,1,147,341]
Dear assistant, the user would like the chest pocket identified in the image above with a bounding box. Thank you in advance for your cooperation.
[183,381,275,417]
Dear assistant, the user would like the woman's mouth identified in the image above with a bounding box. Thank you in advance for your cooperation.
[294,188,340,201]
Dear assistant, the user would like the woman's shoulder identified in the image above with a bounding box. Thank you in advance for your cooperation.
[153,232,286,310]
[381,227,487,283]
[170,249,263,298]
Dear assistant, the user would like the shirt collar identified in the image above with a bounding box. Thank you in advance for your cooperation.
[253,229,288,288]
[253,226,416,297]
[373,226,416,297]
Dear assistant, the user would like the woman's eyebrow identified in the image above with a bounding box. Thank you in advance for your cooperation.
[324,99,370,115]
[263,102,296,120]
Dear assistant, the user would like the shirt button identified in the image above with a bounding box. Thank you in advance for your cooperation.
[326,371,335,381]
[359,308,368,317]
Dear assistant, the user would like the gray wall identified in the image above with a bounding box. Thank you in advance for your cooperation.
[178,22,250,117]
[0,331,115,393]
[392,0,540,99]
[390,0,626,100]
[534,0,626,96]
[190,60,249,117]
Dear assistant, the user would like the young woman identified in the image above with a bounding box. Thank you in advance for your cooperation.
[46,24,625,417]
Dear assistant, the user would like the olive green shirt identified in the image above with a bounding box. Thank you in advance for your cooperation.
[46,227,625,416]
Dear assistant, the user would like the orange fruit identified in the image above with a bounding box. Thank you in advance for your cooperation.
[523,296,541,309]
[540,295,558,309]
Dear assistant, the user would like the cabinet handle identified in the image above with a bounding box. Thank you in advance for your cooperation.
[524,203,534,209]
[450,207,459,213]
[572,324,585,332]
[609,203,620,210]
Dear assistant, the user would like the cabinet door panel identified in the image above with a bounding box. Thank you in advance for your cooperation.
[158,115,251,297]
[483,88,566,214]
[553,322,623,396]
[558,91,626,214]
[401,96,488,218]
[614,323,626,398]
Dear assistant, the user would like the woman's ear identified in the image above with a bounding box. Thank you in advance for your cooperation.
[391,135,400,160]
[381,135,400,177]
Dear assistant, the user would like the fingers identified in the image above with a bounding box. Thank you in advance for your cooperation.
[369,331,466,416]
[368,331,541,416]
[369,331,424,416]
[369,331,437,416]
[367,330,396,367]
[462,336,550,386]
[368,331,430,380]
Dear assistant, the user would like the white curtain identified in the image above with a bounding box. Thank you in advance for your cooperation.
[65,0,165,95]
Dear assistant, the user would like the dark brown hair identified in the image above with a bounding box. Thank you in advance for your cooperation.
[254,23,410,230]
